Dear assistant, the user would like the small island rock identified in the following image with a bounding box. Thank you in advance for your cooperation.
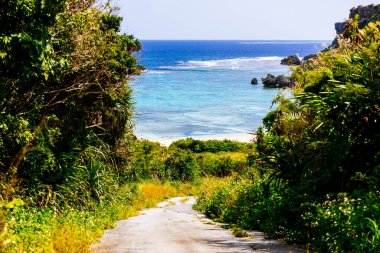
[261,74,277,88]
[261,74,294,88]
[276,75,294,87]
[251,78,258,85]
[281,55,301,65]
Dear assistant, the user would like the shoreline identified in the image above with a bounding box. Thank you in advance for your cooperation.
[136,132,256,146]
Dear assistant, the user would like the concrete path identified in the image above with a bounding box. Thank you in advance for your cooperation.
[92,197,305,253]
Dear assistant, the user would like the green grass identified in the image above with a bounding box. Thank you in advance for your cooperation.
[1,181,196,253]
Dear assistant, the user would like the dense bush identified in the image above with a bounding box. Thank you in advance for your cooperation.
[197,15,380,252]
[0,1,144,250]
[125,140,251,181]
[0,0,142,206]
[196,176,306,241]
[164,148,199,182]
[196,153,247,177]
[260,17,380,198]
[171,138,254,153]
[304,191,380,252]
[126,140,168,181]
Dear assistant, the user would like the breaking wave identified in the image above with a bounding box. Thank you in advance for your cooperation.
[159,57,284,71]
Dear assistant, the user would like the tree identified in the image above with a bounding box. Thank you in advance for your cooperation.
[0,0,142,204]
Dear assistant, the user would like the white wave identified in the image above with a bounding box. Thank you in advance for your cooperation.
[146,70,171,74]
[160,57,284,71]
[160,65,197,70]
[238,41,329,45]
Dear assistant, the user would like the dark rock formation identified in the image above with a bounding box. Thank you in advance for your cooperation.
[349,4,380,28]
[262,74,293,88]
[276,75,294,87]
[303,54,317,63]
[333,4,380,45]
[281,55,301,65]
[251,78,258,85]
[335,22,346,35]
[261,74,277,88]
[335,4,380,33]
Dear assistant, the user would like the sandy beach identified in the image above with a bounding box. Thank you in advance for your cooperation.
[137,132,256,146]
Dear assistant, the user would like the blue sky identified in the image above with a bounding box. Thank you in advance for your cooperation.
[118,0,379,40]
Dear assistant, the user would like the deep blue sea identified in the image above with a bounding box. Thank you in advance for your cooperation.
[131,40,330,140]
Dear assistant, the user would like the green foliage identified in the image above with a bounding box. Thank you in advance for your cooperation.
[0,2,144,250]
[126,140,251,182]
[0,0,142,207]
[171,138,254,153]
[304,191,380,252]
[230,227,249,238]
[127,140,168,181]
[164,148,198,182]
[196,176,304,241]
[196,153,246,177]
[259,19,380,198]
[197,16,380,252]
[2,181,195,252]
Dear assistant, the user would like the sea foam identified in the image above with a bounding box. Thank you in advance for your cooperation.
[160,57,283,71]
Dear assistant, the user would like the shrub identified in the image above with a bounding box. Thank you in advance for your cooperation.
[197,175,316,242]
[171,138,253,153]
[126,140,168,181]
[164,148,199,182]
[196,153,246,177]
[304,191,380,252]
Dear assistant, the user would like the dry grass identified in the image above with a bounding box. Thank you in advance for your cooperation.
[5,181,197,253]
[53,224,96,253]
[134,182,196,209]
[196,176,232,201]
[179,197,190,204]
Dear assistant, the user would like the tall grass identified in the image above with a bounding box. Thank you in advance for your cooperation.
[1,181,196,253]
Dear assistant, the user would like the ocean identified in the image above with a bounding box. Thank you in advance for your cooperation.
[131,40,330,141]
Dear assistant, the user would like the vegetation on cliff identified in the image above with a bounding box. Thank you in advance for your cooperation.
[197,13,380,252]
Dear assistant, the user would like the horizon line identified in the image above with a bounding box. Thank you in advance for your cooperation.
[137,39,333,41]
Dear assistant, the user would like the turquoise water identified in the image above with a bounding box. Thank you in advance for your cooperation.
[131,40,329,139]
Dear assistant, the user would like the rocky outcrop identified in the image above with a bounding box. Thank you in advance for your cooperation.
[261,74,277,88]
[333,4,380,45]
[303,54,317,63]
[348,4,380,28]
[276,75,294,87]
[251,78,258,85]
[262,74,293,88]
[335,22,346,35]
[281,55,301,65]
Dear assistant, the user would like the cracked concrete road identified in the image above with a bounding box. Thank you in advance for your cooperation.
[91,197,305,253]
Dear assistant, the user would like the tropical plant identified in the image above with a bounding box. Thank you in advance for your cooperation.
[0,0,142,205]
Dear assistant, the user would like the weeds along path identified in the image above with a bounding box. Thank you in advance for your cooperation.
[91,197,305,253]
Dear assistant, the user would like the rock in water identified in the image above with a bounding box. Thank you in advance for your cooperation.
[262,74,277,88]
[276,75,294,88]
[281,55,301,65]
[261,74,294,88]
[251,78,258,85]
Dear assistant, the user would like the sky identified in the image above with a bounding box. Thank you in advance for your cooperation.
[118,0,380,40]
